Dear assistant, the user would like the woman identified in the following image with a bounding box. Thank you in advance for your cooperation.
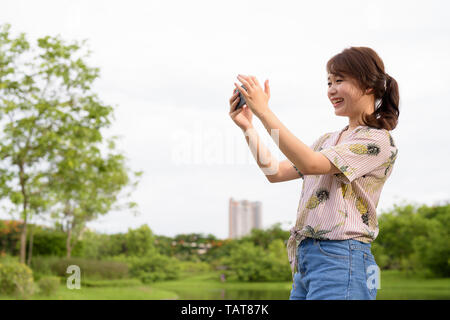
[228,46,399,300]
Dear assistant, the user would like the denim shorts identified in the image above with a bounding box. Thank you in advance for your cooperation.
[289,237,380,300]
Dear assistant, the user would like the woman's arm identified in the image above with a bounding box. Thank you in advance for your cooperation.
[268,160,304,183]
[233,75,341,177]
[242,127,280,181]
[258,110,341,176]
[242,127,312,182]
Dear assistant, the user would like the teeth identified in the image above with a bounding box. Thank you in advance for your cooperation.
[333,98,343,103]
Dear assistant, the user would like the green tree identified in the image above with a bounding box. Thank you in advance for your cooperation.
[125,224,156,256]
[26,224,66,257]
[411,203,450,277]
[50,143,140,258]
[376,202,450,277]
[240,223,290,249]
[221,240,291,282]
[0,23,141,262]
[376,204,429,269]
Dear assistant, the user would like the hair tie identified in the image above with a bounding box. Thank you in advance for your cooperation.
[375,98,382,110]
[384,73,391,90]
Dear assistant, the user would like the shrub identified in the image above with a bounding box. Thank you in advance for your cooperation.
[29,256,60,280]
[49,258,129,280]
[371,242,390,270]
[411,219,450,277]
[179,260,212,273]
[116,254,181,284]
[30,227,66,257]
[0,253,19,264]
[38,276,60,296]
[376,203,450,277]
[0,262,36,299]
[221,240,292,282]
[126,225,156,256]
[76,231,127,259]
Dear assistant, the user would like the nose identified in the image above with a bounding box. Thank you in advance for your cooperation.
[328,85,337,97]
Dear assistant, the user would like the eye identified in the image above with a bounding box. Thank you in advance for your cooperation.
[327,79,342,86]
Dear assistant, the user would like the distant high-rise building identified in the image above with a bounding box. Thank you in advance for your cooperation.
[228,198,262,239]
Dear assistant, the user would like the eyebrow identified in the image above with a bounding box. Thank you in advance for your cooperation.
[327,74,343,80]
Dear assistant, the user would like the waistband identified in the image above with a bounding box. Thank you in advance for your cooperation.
[300,237,372,251]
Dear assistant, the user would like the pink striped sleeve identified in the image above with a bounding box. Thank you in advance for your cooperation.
[319,129,394,184]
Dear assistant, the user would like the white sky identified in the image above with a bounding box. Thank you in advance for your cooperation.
[1,0,449,239]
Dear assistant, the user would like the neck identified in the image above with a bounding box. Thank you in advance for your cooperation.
[346,94,375,132]
[347,121,360,132]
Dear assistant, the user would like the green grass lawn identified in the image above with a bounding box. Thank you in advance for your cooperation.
[149,270,450,300]
[0,270,448,300]
[377,270,450,300]
[0,284,178,300]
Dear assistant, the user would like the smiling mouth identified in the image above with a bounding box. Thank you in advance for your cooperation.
[332,99,344,107]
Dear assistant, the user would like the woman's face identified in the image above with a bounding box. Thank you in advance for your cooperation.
[327,73,372,118]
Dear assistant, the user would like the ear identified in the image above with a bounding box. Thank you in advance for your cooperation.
[365,87,374,95]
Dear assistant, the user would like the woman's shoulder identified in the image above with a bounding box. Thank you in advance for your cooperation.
[351,126,398,150]
[312,131,334,151]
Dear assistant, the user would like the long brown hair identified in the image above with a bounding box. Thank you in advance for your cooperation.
[326,46,400,131]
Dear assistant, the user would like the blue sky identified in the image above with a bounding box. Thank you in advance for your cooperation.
[1,0,449,238]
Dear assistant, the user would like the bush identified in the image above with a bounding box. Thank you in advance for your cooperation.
[30,227,66,257]
[376,203,450,277]
[29,256,60,280]
[113,253,181,284]
[221,240,291,282]
[0,262,36,299]
[411,219,450,277]
[49,258,129,280]
[126,225,156,256]
[371,242,390,270]
[0,253,19,264]
[179,260,212,273]
[38,276,60,296]
[76,231,127,259]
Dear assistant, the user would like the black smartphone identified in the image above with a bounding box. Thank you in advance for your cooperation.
[233,85,247,109]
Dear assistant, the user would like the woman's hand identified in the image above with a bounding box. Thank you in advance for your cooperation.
[229,89,253,131]
[234,74,271,119]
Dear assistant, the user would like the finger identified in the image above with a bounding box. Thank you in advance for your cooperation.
[264,79,270,98]
[234,82,249,99]
[251,76,260,87]
[230,105,244,117]
[229,90,239,103]
[237,75,253,90]
[229,96,240,112]
[241,74,256,87]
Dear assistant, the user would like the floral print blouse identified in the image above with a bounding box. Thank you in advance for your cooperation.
[286,124,398,278]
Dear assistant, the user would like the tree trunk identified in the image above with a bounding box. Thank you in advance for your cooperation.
[27,224,34,266]
[19,216,27,264]
[19,163,28,264]
[66,223,72,259]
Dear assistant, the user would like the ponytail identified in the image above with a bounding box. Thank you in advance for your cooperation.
[368,73,400,131]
